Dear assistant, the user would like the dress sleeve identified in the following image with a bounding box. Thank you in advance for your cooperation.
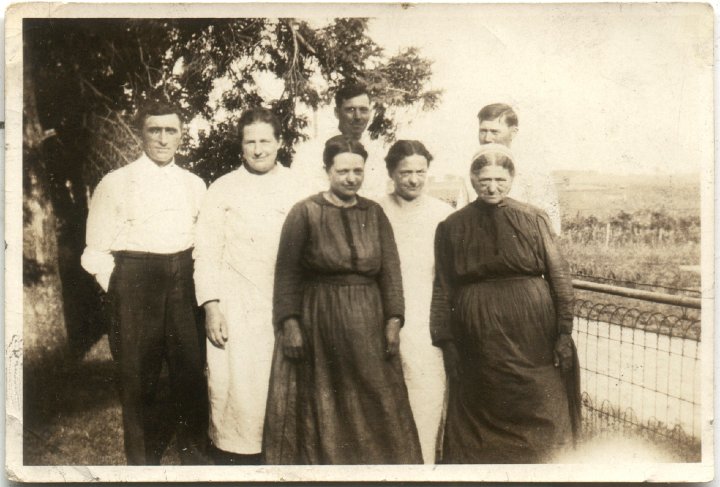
[430,220,455,345]
[81,175,121,292]
[376,206,405,323]
[538,212,574,334]
[192,182,226,306]
[273,201,310,329]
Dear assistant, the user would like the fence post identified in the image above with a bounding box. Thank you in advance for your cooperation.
[605,223,611,248]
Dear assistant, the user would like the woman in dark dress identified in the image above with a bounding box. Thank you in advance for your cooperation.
[262,135,422,465]
[430,143,581,464]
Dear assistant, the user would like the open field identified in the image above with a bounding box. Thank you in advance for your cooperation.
[554,171,700,220]
[556,171,701,320]
[428,170,701,220]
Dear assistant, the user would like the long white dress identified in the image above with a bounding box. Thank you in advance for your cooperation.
[193,164,302,454]
[378,192,454,464]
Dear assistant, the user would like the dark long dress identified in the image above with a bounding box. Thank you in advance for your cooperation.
[263,194,422,465]
[430,197,581,464]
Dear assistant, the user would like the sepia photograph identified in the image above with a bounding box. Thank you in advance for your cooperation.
[5,2,714,482]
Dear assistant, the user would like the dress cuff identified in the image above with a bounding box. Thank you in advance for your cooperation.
[558,320,573,335]
[195,285,219,310]
[385,315,405,327]
[275,312,301,330]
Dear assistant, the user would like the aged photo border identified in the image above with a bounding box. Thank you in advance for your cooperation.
[5,2,715,482]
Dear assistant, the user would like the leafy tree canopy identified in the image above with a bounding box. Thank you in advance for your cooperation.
[26,18,442,187]
[23,17,441,356]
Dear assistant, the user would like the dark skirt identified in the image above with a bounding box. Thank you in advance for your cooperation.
[442,276,577,464]
[263,275,422,464]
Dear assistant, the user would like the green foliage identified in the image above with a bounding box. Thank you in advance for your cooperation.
[564,239,699,282]
[563,209,700,246]
[27,18,442,189]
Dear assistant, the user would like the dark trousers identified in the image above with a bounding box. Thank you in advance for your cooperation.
[107,249,207,465]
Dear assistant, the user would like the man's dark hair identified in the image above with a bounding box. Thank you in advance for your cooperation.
[477,103,519,128]
[134,100,184,131]
[384,140,434,174]
[334,82,370,108]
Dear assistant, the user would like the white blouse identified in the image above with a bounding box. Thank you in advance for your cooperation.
[81,154,206,291]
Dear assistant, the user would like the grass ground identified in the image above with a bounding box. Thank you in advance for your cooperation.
[559,240,701,292]
[559,240,701,323]
[23,339,182,466]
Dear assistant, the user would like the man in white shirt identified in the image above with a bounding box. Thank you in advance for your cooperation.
[81,101,208,465]
[457,103,562,234]
[292,82,391,200]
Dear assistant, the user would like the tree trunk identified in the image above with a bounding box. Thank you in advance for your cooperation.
[23,63,68,361]
[24,37,109,362]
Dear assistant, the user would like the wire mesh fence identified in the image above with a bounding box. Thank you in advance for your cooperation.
[572,297,701,462]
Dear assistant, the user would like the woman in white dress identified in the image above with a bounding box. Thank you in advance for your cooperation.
[193,108,302,464]
[378,140,454,464]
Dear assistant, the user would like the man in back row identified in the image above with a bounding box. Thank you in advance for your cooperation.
[458,103,562,234]
[292,83,391,200]
[296,94,561,232]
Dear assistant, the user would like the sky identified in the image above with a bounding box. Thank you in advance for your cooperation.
[330,4,714,178]
[158,5,713,180]
[4,3,712,181]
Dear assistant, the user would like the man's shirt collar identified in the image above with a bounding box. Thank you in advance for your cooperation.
[139,153,177,172]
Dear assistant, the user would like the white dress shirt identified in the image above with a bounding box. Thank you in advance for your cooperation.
[291,130,392,201]
[81,154,207,291]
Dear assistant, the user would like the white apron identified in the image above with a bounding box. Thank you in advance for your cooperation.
[195,165,301,454]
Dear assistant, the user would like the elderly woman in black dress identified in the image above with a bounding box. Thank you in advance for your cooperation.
[263,135,422,465]
[430,143,581,464]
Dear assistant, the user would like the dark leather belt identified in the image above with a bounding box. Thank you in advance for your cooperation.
[113,248,193,261]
